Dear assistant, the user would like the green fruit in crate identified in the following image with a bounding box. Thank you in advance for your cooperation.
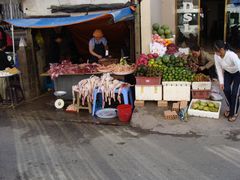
[208,102,215,108]
[214,103,219,109]
[213,108,219,112]
[152,23,160,31]
[200,101,207,107]
[192,103,199,109]
[203,107,209,111]
[198,105,204,110]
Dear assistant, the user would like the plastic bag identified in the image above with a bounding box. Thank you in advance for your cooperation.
[210,81,223,100]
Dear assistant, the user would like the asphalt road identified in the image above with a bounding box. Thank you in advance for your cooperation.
[1,109,240,180]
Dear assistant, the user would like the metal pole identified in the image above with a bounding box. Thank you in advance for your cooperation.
[9,0,16,64]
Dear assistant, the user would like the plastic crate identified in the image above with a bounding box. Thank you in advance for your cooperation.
[192,90,211,99]
[162,81,191,101]
[192,81,211,90]
[135,85,162,101]
[188,99,221,119]
[136,76,161,85]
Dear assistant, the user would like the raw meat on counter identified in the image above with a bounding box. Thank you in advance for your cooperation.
[48,60,100,79]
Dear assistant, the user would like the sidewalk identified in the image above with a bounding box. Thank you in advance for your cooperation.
[131,101,240,138]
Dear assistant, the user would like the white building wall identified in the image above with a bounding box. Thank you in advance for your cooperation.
[22,0,130,16]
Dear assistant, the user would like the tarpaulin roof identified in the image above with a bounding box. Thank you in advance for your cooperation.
[4,7,134,28]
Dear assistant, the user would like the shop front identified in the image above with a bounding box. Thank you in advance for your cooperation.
[175,0,240,50]
[140,0,240,52]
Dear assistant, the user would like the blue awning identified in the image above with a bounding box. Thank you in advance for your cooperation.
[4,7,134,28]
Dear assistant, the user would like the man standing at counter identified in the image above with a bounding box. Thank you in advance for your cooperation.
[89,29,108,63]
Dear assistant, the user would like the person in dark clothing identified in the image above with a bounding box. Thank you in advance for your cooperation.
[48,32,79,64]
[0,27,13,52]
[0,40,12,70]
[0,40,12,101]
[89,29,108,63]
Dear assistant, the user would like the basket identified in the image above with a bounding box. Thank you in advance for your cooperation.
[136,76,161,85]
[192,90,210,99]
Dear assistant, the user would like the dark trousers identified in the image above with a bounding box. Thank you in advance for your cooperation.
[224,71,240,116]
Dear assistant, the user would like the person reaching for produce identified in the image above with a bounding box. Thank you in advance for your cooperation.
[190,44,217,79]
[214,40,240,122]
[89,29,108,63]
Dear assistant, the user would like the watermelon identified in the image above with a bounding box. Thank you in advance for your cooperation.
[152,23,160,31]
[162,55,170,64]
[158,28,165,36]
[166,34,173,39]
[161,34,165,39]
[152,30,158,35]
[161,25,169,30]
[164,29,171,35]
[170,55,175,61]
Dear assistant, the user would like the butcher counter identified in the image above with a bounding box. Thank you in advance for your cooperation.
[40,72,126,100]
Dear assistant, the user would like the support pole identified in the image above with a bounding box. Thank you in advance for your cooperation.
[9,0,16,64]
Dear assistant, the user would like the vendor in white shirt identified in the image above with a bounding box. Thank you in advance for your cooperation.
[88,29,108,63]
[214,40,240,122]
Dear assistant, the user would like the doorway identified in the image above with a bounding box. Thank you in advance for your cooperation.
[200,0,226,48]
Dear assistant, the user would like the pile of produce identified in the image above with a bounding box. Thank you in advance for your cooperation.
[150,41,167,56]
[72,73,131,107]
[152,34,172,46]
[162,67,194,82]
[190,100,220,112]
[136,53,193,80]
[97,57,136,74]
[48,60,100,79]
[166,44,179,55]
[136,53,158,66]
[160,54,188,67]
[193,73,210,82]
[186,56,199,72]
[152,23,173,39]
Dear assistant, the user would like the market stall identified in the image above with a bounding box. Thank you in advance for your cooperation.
[5,7,136,100]
[134,23,222,120]
[41,58,135,99]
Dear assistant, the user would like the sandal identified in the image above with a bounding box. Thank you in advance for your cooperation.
[224,111,230,118]
[228,116,237,122]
